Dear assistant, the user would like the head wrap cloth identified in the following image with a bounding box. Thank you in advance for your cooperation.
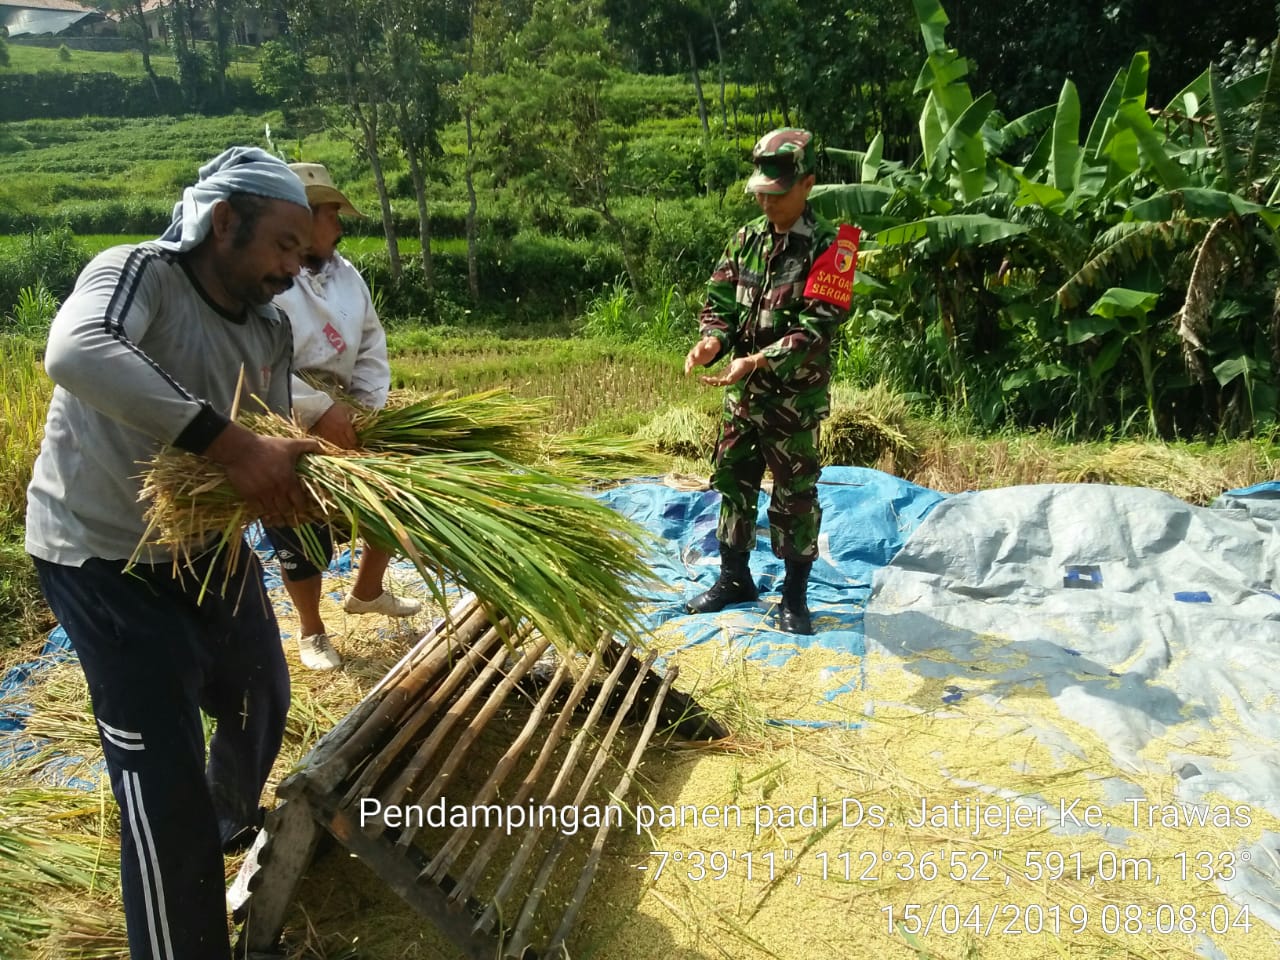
[155,146,310,253]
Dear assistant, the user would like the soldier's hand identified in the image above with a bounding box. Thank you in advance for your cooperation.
[700,355,762,387]
[310,401,359,450]
[684,336,722,375]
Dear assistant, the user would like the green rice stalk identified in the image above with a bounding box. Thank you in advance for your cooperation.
[355,389,670,478]
[352,388,544,459]
[0,825,117,958]
[37,912,129,960]
[355,389,662,480]
[139,401,657,654]
[635,404,718,460]
[0,335,51,532]
[538,430,665,481]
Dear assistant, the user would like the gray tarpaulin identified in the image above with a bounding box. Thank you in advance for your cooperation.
[866,482,1280,945]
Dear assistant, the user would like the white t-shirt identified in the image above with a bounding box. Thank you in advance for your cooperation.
[273,252,390,428]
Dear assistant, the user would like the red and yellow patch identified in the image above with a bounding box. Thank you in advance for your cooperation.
[803,223,861,310]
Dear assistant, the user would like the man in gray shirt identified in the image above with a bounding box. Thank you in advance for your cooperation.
[26,147,317,960]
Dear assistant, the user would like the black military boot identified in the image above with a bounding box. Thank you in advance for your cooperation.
[686,545,758,614]
[777,558,813,635]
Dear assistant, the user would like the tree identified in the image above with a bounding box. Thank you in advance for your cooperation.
[947,0,1279,116]
[478,0,643,289]
[97,0,160,94]
[784,2,918,158]
[288,0,404,280]
[452,0,528,303]
[253,38,312,113]
[208,0,235,100]
[721,0,793,132]
[805,0,1280,437]
[161,0,217,109]
[602,0,719,135]
[278,0,459,287]
[386,29,448,285]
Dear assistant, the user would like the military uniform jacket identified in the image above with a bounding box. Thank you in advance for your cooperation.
[698,205,846,422]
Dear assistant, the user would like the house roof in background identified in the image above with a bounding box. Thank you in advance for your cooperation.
[2,0,107,37]
[0,0,97,12]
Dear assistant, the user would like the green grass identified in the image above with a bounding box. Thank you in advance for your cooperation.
[0,113,281,178]
[0,112,437,239]
[3,43,179,78]
[389,334,712,434]
[1,42,259,79]
[39,235,150,255]
[0,113,289,233]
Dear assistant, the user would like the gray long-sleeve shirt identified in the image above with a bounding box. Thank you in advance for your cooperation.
[26,243,294,565]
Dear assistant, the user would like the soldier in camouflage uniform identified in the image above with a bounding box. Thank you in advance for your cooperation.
[684,128,857,635]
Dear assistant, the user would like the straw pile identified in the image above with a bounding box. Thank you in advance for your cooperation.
[0,749,125,960]
[635,384,922,473]
[820,382,917,469]
[139,389,658,654]
[1056,442,1231,505]
[636,404,719,460]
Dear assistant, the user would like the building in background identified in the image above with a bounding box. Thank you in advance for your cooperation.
[1,0,102,38]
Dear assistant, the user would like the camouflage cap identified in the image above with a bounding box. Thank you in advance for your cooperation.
[745,128,815,195]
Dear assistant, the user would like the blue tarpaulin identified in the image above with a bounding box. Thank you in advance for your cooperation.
[597,466,944,666]
[595,466,945,725]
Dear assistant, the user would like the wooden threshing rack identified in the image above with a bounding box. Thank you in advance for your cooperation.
[231,595,725,959]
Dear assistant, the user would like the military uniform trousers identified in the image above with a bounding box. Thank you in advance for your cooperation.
[711,403,822,561]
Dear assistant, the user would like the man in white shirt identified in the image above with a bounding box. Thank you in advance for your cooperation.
[265,163,421,671]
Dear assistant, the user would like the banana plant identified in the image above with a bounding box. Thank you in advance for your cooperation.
[1071,287,1163,435]
[809,0,1280,436]
[1055,52,1280,431]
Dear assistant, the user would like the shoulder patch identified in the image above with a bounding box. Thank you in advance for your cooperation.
[803,223,861,310]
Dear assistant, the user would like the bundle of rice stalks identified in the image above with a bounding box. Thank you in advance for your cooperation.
[37,906,129,960]
[819,383,916,468]
[140,393,657,655]
[538,429,665,481]
[0,822,118,958]
[1056,441,1230,504]
[350,388,662,480]
[635,404,718,460]
[352,388,541,459]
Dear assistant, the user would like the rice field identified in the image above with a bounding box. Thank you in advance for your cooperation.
[0,336,49,531]
[3,327,1280,958]
[389,335,714,434]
